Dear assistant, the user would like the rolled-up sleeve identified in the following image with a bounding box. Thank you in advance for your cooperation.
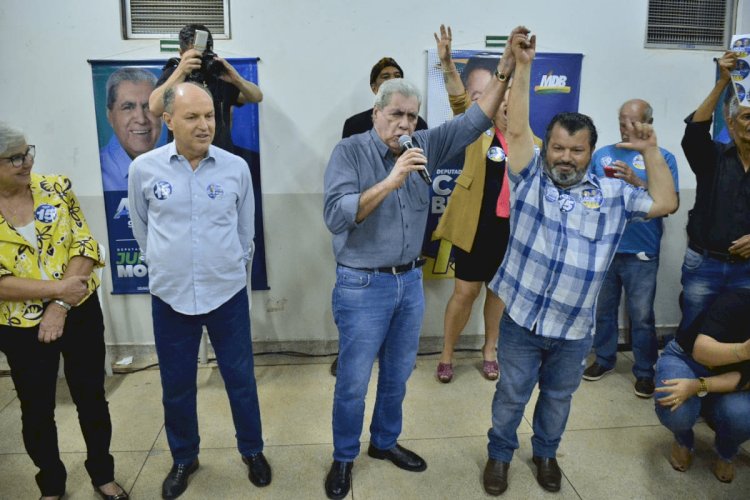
[623,184,653,222]
[416,103,492,173]
[323,143,362,235]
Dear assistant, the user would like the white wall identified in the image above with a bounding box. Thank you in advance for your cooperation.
[0,0,742,348]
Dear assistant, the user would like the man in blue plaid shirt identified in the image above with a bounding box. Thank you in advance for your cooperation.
[481,33,678,496]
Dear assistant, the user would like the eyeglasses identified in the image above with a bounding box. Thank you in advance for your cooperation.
[0,145,36,168]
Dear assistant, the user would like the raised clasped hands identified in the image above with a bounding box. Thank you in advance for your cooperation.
[510,28,535,65]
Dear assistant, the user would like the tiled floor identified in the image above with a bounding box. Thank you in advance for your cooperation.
[0,352,748,499]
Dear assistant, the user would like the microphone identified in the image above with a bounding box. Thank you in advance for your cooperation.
[399,135,432,185]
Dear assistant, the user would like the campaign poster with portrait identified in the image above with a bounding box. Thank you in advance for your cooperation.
[422,49,583,279]
[89,59,269,294]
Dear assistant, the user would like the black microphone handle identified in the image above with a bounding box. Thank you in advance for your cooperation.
[417,167,432,185]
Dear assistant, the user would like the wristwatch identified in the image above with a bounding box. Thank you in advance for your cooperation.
[53,299,72,312]
[697,377,709,398]
[494,69,508,82]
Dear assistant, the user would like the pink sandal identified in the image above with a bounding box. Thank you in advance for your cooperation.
[483,360,499,380]
[437,362,454,383]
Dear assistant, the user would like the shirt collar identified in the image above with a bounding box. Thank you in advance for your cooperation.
[368,128,392,160]
[167,141,216,163]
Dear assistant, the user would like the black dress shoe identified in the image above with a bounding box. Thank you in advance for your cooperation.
[483,459,510,496]
[162,459,199,499]
[532,456,561,492]
[94,481,129,499]
[367,443,426,472]
[242,452,272,487]
[325,460,352,499]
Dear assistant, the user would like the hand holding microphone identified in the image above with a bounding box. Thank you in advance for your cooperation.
[399,135,432,185]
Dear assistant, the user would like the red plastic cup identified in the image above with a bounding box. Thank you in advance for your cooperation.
[604,165,617,178]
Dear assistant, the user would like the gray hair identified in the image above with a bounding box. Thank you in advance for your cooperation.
[106,67,157,110]
[163,82,214,114]
[373,78,422,110]
[0,122,26,157]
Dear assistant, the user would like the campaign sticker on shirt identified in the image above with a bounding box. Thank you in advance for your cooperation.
[632,154,645,170]
[544,185,559,202]
[153,181,173,200]
[580,188,603,209]
[206,183,225,199]
[558,193,576,212]
[599,156,613,168]
[487,146,506,163]
[34,204,57,223]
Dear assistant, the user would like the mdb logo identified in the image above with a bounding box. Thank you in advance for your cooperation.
[534,71,571,94]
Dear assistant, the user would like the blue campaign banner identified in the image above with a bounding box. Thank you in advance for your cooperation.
[424,50,582,278]
[89,59,269,294]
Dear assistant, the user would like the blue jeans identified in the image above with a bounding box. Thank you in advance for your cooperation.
[487,312,592,462]
[151,288,263,464]
[593,253,659,379]
[655,340,750,461]
[331,266,424,462]
[679,246,750,331]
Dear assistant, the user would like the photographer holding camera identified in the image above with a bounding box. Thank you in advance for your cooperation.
[149,24,263,152]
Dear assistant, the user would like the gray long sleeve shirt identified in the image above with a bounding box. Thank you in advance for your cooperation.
[323,103,491,268]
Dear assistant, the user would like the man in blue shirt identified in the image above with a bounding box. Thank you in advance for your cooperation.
[321,25,527,500]
[583,99,680,398]
[482,35,678,496]
[129,82,270,499]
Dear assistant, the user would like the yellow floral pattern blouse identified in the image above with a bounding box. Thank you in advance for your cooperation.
[0,174,104,327]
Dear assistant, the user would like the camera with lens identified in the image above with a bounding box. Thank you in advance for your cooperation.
[188,49,227,83]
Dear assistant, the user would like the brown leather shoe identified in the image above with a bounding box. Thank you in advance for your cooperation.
[532,456,561,492]
[483,459,510,496]
[713,459,735,483]
[669,441,692,472]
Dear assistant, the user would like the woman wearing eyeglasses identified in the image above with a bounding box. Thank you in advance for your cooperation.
[0,123,127,500]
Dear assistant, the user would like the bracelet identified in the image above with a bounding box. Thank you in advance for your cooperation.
[52,299,71,312]
[442,66,458,73]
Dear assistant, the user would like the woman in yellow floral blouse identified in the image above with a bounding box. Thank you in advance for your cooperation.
[0,123,127,500]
